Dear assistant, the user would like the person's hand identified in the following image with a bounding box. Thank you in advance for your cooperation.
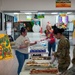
[47,39,51,41]
[40,38,47,41]
[34,41,37,44]
[40,39,44,41]
[52,52,55,56]
[24,40,29,44]
[50,61,53,64]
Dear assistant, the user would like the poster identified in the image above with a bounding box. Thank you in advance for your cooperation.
[56,0,71,7]
[0,34,13,60]
[6,22,12,35]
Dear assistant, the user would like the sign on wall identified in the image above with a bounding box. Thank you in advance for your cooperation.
[56,0,71,8]
[6,22,12,35]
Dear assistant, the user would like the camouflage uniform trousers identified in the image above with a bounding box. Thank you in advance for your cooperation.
[58,57,70,73]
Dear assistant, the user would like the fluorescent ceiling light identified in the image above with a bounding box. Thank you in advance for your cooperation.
[51,12,58,14]
[67,12,72,14]
[20,11,37,13]
[14,13,19,14]
[38,12,45,14]
[25,12,32,14]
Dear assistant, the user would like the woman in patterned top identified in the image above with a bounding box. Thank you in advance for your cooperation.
[52,26,70,74]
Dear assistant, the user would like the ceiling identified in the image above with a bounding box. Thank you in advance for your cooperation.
[3,10,75,15]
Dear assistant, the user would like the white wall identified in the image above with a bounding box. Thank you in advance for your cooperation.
[0,0,2,11]
[0,31,6,34]
[1,0,75,11]
[16,14,34,21]
[42,15,56,31]
[69,15,75,21]
[5,13,15,16]
[15,14,75,31]
[42,14,75,31]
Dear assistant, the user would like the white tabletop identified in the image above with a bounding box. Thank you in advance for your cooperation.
[21,59,51,71]
[20,59,58,75]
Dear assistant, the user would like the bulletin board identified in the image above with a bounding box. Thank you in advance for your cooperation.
[0,34,13,60]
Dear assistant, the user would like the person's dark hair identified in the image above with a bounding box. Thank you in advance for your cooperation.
[52,25,64,34]
[8,35,14,42]
[20,27,26,34]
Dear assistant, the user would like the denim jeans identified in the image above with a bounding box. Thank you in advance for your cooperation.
[48,42,56,56]
[15,50,28,75]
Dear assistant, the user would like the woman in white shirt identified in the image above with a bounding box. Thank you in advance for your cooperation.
[15,27,37,75]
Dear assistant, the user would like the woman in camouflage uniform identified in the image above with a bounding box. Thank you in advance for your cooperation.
[52,26,70,73]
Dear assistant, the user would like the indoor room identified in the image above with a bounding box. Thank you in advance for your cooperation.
[0,0,75,75]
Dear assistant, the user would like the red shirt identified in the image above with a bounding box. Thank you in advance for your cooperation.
[46,30,55,44]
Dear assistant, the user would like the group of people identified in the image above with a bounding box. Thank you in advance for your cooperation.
[44,23,70,74]
[14,23,74,75]
[44,23,75,75]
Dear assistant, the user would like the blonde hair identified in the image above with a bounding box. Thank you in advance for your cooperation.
[46,24,52,30]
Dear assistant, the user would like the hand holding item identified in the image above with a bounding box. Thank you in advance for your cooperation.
[24,40,30,45]
[40,38,47,41]
[51,56,56,64]
[34,41,37,44]
[50,61,53,64]
[52,52,55,56]
[47,39,51,41]
[40,39,44,41]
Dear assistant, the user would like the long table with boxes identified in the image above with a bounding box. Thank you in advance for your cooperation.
[20,55,59,75]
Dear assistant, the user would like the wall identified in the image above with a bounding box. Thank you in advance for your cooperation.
[42,15,56,31]
[1,0,75,11]
[69,15,75,21]
[0,31,6,34]
[5,13,15,16]
[16,14,34,21]
[42,14,75,31]
[16,14,75,31]
[0,0,2,12]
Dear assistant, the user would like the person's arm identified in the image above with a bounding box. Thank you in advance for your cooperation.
[50,56,56,64]
[51,39,70,64]
[15,41,28,49]
[30,41,37,46]
[19,45,28,49]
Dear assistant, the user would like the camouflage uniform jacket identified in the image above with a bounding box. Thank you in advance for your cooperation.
[54,36,70,72]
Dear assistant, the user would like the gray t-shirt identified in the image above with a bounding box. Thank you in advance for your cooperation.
[15,35,30,54]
